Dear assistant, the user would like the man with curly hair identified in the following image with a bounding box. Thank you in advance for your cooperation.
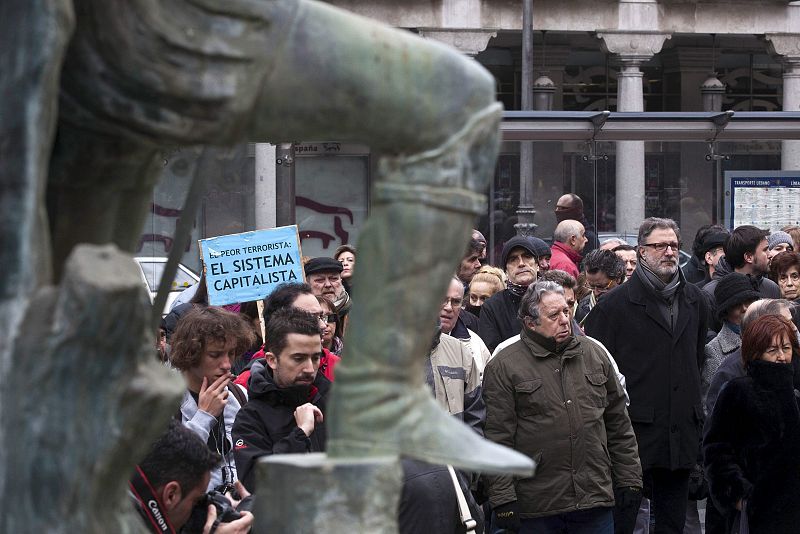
[170,306,256,492]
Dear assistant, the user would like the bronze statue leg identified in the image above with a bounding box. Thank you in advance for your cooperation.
[47,124,161,280]
[250,0,533,476]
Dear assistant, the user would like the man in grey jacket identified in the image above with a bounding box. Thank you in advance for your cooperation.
[170,306,255,491]
[484,281,642,533]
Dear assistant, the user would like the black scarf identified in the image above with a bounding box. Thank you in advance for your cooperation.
[506,280,528,298]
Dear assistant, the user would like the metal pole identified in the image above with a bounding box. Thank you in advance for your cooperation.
[275,143,296,227]
[515,0,537,236]
[255,143,277,230]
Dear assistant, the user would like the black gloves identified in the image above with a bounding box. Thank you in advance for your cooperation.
[493,501,521,532]
[613,486,643,534]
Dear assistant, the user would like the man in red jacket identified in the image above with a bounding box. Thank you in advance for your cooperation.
[550,220,587,278]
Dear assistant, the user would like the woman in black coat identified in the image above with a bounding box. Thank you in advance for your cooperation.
[703,314,800,533]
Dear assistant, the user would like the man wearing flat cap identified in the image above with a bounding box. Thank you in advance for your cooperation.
[304,257,352,331]
[478,237,540,352]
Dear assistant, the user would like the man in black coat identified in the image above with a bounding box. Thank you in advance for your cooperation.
[478,236,540,353]
[584,218,708,534]
[232,308,330,491]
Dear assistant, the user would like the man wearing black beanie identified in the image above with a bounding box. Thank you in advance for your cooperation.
[478,236,539,352]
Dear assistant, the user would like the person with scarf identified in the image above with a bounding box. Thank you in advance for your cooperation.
[465,266,506,318]
[704,314,800,534]
[585,218,709,534]
[478,237,540,353]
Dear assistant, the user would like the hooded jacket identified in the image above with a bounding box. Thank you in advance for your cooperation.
[483,328,641,517]
[232,359,330,491]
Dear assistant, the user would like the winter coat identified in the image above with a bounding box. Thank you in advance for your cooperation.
[399,459,483,534]
[478,289,523,353]
[450,314,492,378]
[549,242,581,279]
[575,293,594,325]
[703,360,800,533]
[702,324,741,417]
[180,386,246,491]
[483,328,642,518]
[584,272,708,471]
[233,347,339,389]
[682,255,707,286]
[232,360,330,491]
[427,333,485,436]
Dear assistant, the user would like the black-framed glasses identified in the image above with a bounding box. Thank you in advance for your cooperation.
[640,242,681,253]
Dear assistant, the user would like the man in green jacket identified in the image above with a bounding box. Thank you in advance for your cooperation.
[484,281,642,533]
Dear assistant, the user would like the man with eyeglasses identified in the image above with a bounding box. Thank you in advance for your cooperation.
[575,249,626,326]
[439,277,492,378]
[304,257,352,328]
[584,218,709,534]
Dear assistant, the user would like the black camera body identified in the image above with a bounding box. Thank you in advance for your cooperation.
[182,489,253,533]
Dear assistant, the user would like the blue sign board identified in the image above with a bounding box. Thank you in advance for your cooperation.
[199,225,304,306]
[725,171,800,231]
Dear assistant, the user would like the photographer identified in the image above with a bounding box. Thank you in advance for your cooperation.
[131,421,253,533]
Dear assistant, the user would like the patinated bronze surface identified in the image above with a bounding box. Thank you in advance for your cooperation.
[0,1,533,531]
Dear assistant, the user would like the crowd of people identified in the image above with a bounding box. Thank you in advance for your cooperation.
[134,192,800,534]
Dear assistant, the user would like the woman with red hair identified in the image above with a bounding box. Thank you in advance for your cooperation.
[703,314,800,533]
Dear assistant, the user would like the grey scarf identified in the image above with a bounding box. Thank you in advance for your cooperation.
[636,254,682,329]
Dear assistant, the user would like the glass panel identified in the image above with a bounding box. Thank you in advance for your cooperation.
[484,139,782,271]
[295,149,370,258]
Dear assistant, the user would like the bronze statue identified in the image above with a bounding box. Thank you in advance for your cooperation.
[1,1,533,531]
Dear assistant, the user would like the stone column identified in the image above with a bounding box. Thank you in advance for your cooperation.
[767,34,800,170]
[598,31,670,234]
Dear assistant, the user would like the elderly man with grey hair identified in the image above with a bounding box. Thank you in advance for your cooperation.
[584,217,709,534]
[484,281,642,533]
[550,220,587,278]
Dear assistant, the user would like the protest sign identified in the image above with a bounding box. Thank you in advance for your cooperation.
[199,225,304,306]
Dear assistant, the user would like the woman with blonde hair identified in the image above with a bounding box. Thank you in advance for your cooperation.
[464,266,505,317]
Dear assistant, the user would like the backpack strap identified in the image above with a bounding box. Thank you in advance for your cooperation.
[228,383,248,407]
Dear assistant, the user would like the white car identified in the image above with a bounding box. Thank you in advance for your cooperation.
[134,257,200,316]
